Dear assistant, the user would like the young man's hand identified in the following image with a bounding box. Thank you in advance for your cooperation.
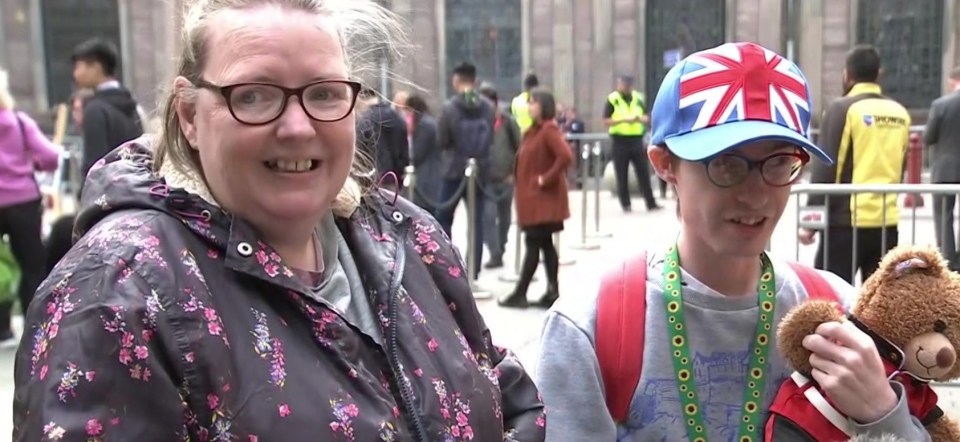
[803,321,898,423]
[797,228,817,245]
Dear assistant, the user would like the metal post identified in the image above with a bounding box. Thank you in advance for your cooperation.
[590,141,613,238]
[498,227,538,283]
[554,232,576,266]
[903,132,925,208]
[571,143,600,251]
[403,165,416,201]
[466,159,491,299]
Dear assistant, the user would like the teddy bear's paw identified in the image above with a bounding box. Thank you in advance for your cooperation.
[777,300,845,375]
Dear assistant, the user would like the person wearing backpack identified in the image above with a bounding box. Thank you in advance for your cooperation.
[477,82,521,269]
[534,42,931,442]
[436,62,495,279]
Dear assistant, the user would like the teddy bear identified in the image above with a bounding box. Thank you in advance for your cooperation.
[768,245,960,442]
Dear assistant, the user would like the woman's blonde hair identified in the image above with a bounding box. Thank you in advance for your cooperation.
[0,69,16,110]
[154,0,410,209]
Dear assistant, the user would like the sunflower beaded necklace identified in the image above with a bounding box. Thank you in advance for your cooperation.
[662,244,776,442]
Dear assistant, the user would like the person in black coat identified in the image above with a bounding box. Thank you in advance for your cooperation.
[406,94,443,217]
[357,90,410,185]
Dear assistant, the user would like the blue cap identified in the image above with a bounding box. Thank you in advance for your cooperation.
[650,42,833,165]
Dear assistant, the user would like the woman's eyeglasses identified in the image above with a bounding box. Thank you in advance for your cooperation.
[701,151,809,188]
[193,79,363,126]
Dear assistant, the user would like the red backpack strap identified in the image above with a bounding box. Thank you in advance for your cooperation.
[595,251,648,424]
[787,262,843,307]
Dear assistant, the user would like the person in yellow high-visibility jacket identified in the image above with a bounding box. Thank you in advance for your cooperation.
[510,73,539,134]
[603,75,660,213]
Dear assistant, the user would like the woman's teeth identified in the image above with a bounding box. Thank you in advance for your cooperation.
[267,160,316,172]
[733,217,764,226]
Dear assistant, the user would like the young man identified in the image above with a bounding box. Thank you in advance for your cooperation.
[72,38,144,178]
[536,42,930,441]
[800,45,910,284]
[436,62,495,279]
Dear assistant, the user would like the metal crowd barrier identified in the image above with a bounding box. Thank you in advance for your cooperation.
[403,146,620,295]
[788,183,960,280]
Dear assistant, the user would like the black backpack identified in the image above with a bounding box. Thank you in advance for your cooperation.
[455,109,491,160]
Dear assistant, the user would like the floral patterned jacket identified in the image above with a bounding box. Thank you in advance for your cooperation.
[13,140,546,441]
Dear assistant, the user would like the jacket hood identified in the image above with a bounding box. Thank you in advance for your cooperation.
[75,137,363,244]
[93,87,140,117]
[452,89,486,116]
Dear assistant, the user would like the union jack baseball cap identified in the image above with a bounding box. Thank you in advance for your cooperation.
[650,42,833,165]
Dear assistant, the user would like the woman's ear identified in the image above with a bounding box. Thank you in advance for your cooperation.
[173,76,199,150]
[648,144,678,185]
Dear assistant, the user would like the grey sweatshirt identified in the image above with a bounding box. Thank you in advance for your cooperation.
[535,250,931,442]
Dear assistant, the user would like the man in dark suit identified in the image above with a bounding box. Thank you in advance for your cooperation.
[925,67,960,269]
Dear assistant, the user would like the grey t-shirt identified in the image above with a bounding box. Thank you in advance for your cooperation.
[296,213,382,345]
[535,250,930,442]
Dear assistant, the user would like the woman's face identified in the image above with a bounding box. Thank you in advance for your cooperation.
[176,5,355,235]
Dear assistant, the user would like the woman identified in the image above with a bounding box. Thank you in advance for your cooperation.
[498,89,572,309]
[13,1,545,441]
[0,69,60,342]
[407,94,442,216]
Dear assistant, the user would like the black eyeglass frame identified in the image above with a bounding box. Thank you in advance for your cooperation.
[698,150,810,188]
[193,78,363,126]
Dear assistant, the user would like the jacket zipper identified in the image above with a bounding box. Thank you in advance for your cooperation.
[386,233,428,442]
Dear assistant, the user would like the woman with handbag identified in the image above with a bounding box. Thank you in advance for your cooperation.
[0,69,61,343]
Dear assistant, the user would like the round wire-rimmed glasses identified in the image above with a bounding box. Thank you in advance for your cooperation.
[701,150,810,188]
[193,78,363,125]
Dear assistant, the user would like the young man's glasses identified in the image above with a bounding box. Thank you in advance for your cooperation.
[701,151,809,188]
[193,79,363,126]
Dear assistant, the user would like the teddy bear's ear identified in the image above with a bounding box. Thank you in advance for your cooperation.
[892,257,930,278]
[859,245,948,308]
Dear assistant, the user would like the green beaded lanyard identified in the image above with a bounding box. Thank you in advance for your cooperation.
[662,244,776,442]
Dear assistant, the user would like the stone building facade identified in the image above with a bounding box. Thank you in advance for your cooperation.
[1,0,958,132]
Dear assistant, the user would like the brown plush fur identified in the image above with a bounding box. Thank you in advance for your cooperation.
[777,245,960,441]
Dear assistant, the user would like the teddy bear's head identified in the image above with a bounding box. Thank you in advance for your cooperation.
[854,246,960,381]
[778,245,960,382]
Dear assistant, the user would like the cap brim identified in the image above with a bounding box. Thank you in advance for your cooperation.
[663,120,834,165]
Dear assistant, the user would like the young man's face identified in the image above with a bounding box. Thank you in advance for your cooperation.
[73,60,103,89]
[652,140,801,258]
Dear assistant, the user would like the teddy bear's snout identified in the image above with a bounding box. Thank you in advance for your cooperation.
[937,346,956,369]
[904,332,958,379]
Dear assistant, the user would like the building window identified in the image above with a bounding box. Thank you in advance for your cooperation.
[644,0,726,105]
[856,0,944,109]
[444,0,522,99]
[41,0,123,108]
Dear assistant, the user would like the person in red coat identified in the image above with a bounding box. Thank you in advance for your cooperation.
[499,89,573,309]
